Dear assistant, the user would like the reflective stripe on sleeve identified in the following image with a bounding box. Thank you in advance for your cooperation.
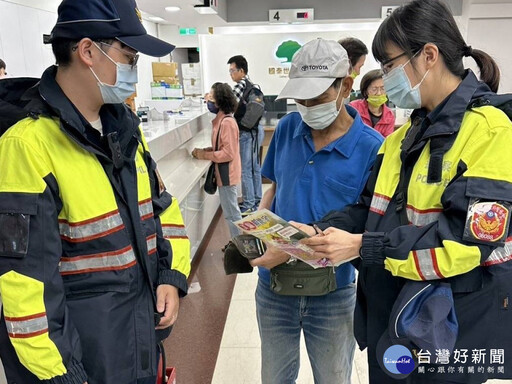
[147,234,157,255]
[412,249,445,280]
[370,193,390,216]
[59,210,124,242]
[406,206,442,226]
[139,198,154,221]
[483,237,512,266]
[162,224,188,239]
[59,246,136,275]
[4,312,48,339]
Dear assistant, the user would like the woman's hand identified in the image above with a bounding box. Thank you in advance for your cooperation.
[301,228,362,265]
[289,221,316,236]
[192,148,206,159]
[250,246,290,269]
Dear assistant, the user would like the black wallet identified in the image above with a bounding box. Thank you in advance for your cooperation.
[223,235,266,275]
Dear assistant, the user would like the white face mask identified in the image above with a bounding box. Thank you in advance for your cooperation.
[90,43,138,104]
[296,86,343,130]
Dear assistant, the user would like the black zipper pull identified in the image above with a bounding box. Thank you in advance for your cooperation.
[395,191,405,212]
[107,132,123,169]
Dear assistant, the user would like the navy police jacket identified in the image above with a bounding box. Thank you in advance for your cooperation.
[320,70,512,383]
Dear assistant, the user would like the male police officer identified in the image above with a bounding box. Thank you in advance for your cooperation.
[0,1,190,383]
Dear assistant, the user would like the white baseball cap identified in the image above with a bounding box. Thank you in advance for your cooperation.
[277,38,350,100]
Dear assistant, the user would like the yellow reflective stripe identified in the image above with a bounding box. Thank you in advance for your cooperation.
[139,198,153,220]
[369,193,390,215]
[147,234,157,255]
[406,206,442,226]
[385,240,482,280]
[0,130,51,194]
[483,237,512,266]
[462,107,512,183]
[162,224,188,239]
[59,209,124,242]
[5,312,48,338]
[169,237,191,278]
[59,246,136,275]
[435,240,482,277]
[160,197,191,278]
[0,271,66,379]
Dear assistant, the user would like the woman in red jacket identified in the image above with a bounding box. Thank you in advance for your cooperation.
[193,83,242,239]
[350,69,395,137]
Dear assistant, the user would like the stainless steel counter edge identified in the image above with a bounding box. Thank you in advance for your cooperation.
[145,110,212,163]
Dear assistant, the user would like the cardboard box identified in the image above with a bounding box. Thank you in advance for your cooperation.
[153,76,178,85]
[151,82,168,99]
[166,86,183,98]
[152,62,178,78]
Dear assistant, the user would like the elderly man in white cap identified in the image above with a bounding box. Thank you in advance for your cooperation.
[250,38,383,384]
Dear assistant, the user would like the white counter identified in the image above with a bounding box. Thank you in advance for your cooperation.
[144,107,220,259]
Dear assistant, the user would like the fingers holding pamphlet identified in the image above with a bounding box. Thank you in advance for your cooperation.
[234,209,328,268]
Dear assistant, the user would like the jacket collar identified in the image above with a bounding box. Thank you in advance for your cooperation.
[412,70,493,140]
[0,77,40,134]
[35,66,141,157]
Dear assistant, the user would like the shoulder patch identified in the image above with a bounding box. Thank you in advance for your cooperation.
[464,200,511,246]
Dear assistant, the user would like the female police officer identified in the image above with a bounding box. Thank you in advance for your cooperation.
[298,0,512,382]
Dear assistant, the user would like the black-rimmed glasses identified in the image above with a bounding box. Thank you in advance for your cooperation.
[98,42,139,69]
[71,42,139,69]
[381,51,409,74]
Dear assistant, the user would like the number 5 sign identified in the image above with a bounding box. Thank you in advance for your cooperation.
[381,6,400,19]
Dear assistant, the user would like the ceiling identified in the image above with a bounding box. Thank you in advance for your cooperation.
[137,0,228,27]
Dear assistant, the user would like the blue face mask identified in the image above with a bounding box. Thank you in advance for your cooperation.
[207,100,219,114]
[90,43,138,104]
[382,53,430,110]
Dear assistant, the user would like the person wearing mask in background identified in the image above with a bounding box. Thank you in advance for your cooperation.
[192,83,242,239]
[0,0,191,383]
[251,39,383,384]
[300,1,512,383]
[227,55,263,216]
[0,59,6,78]
[339,37,368,79]
[350,69,395,137]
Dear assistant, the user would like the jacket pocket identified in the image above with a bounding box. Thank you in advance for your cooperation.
[0,193,38,258]
[63,267,134,297]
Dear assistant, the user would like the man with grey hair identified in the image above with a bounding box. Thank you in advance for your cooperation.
[251,38,383,383]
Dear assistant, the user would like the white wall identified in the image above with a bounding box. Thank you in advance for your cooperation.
[464,2,512,93]
[134,19,160,107]
[0,0,56,78]
[199,28,381,97]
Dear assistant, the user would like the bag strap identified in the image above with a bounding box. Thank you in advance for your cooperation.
[242,80,254,102]
[395,117,424,225]
[214,115,235,150]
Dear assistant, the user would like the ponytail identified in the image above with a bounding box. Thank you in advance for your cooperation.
[465,47,500,93]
